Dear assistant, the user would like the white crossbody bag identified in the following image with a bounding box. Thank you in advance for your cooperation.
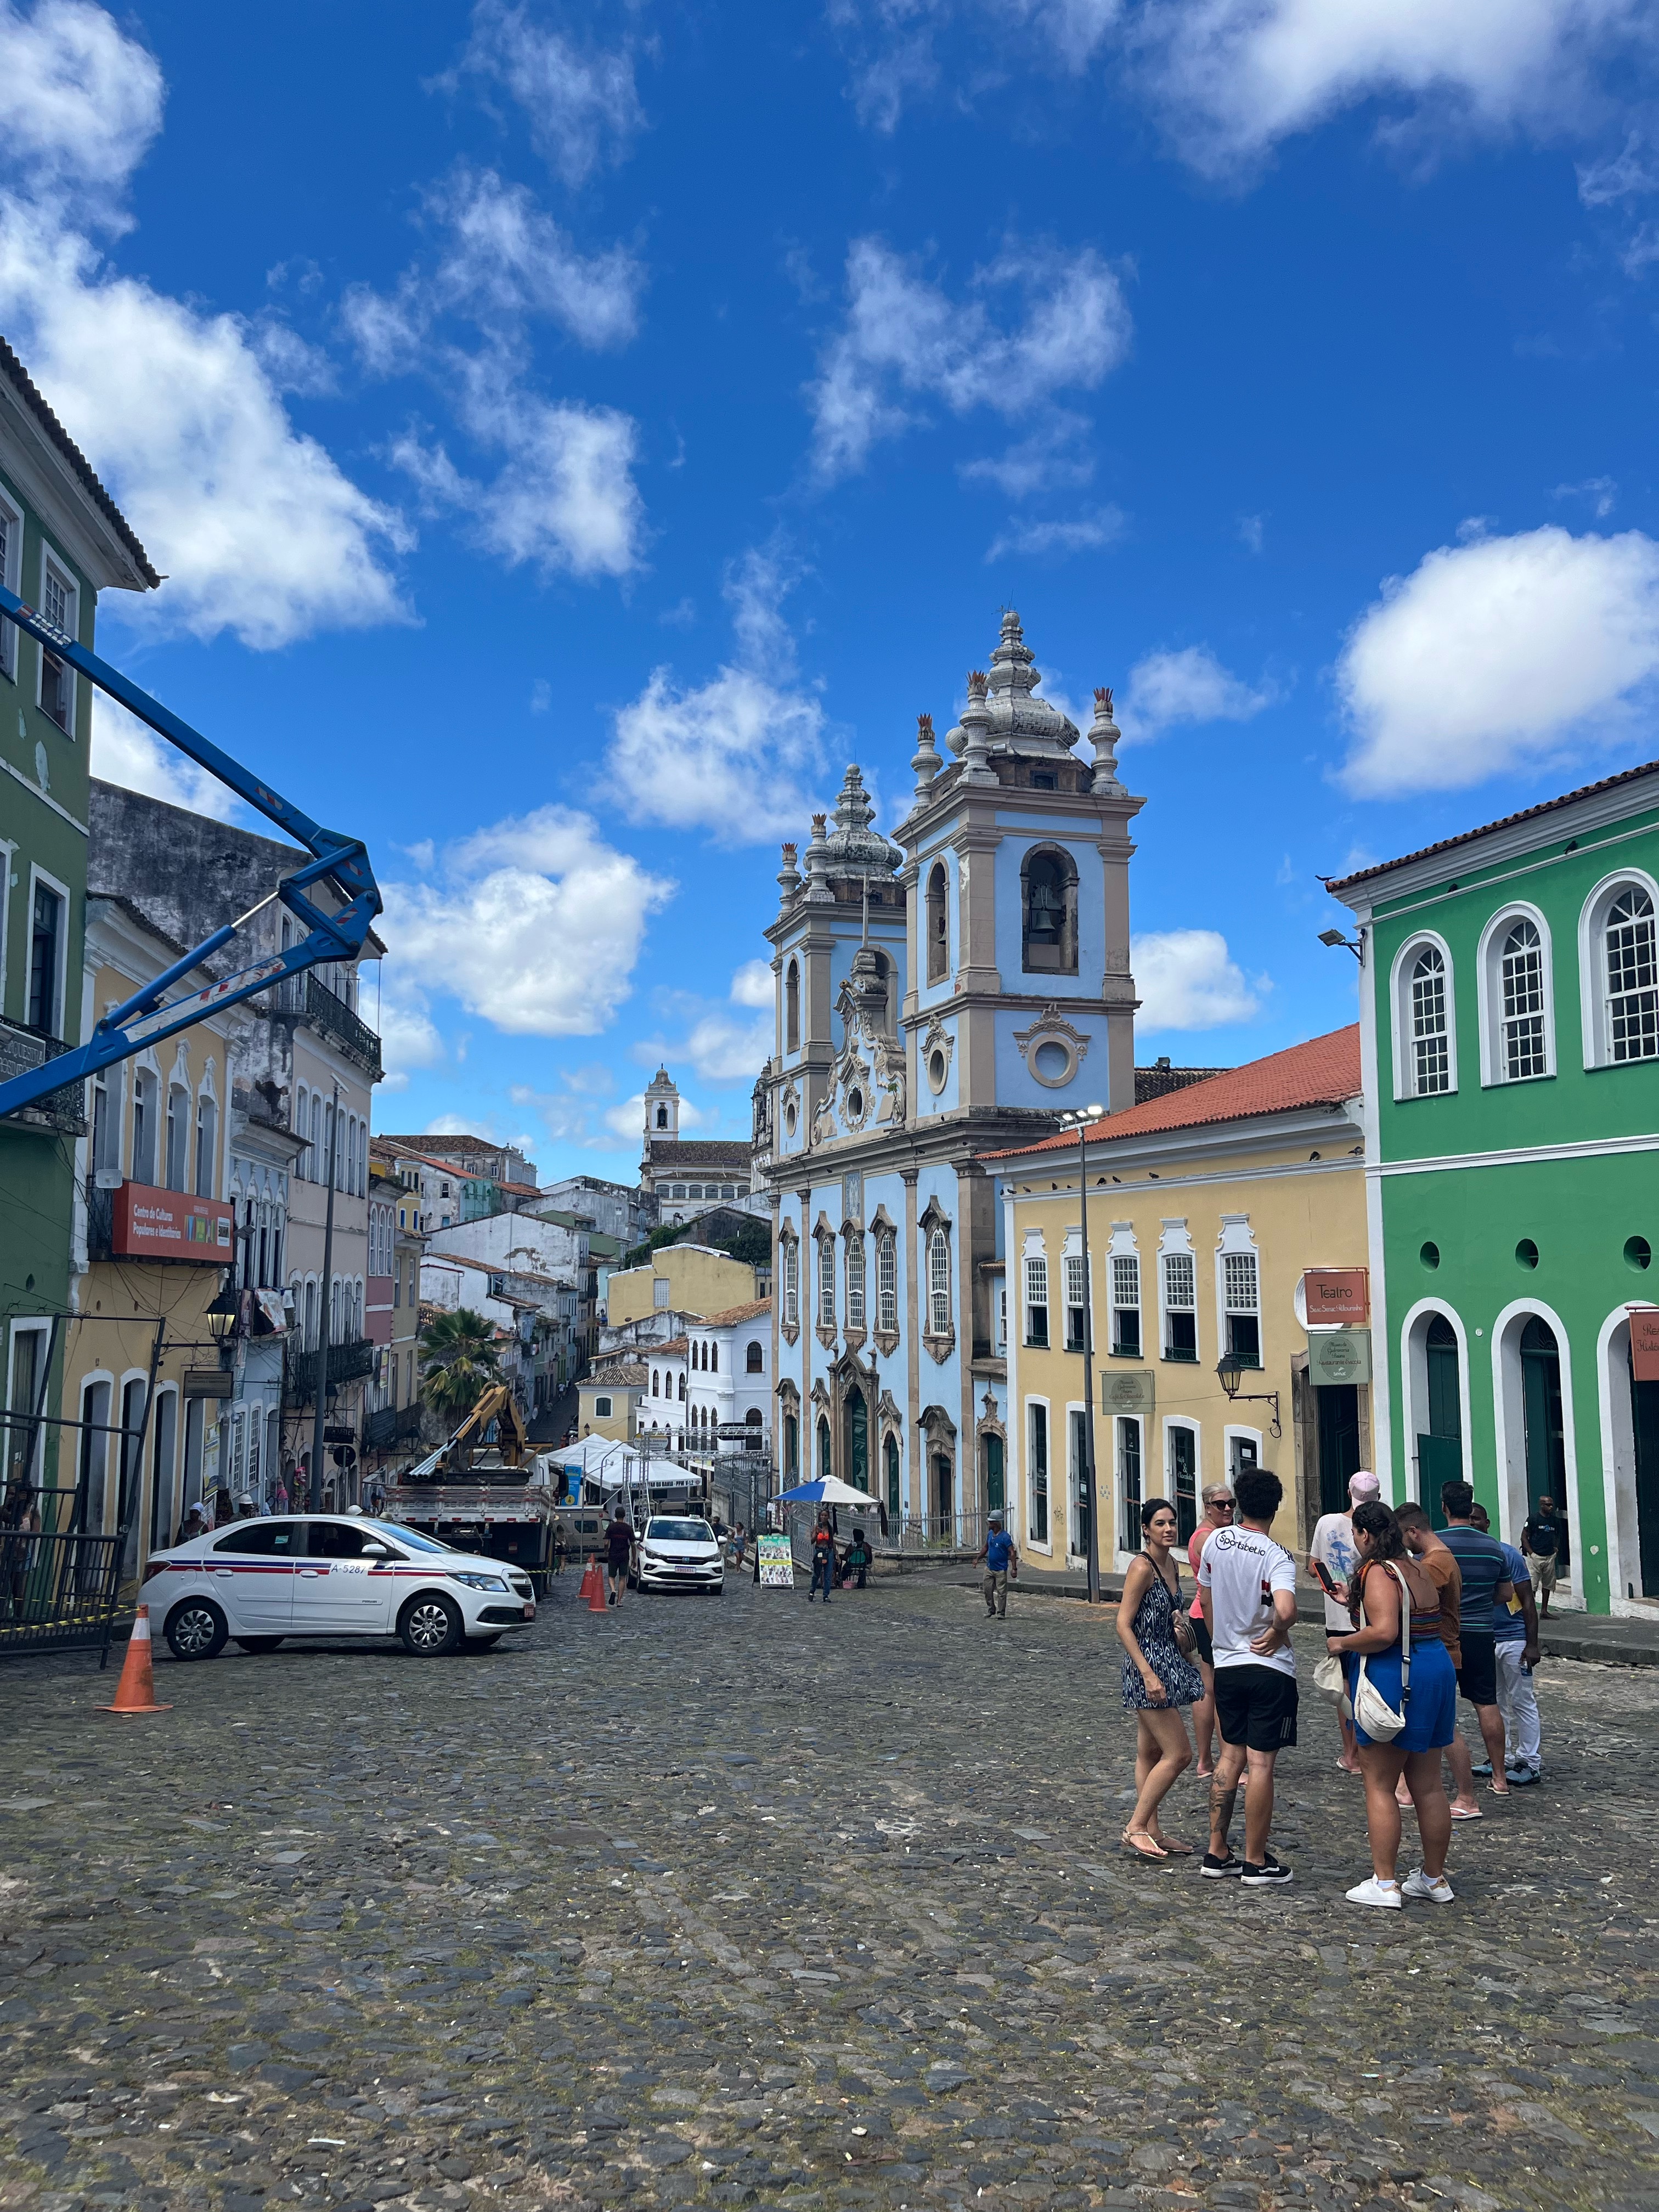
[1351,1561,1411,1742]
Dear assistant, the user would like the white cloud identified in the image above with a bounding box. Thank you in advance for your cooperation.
[90,691,240,822]
[1136,0,1647,174]
[1578,130,1659,203]
[808,235,1131,481]
[0,2,408,651]
[681,1011,773,1084]
[380,805,674,1042]
[960,413,1096,500]
[0,0,163,205]
[1336,524,1659,797]
[730,958,774,1008]
[454,0,646,188]
[984,508,1125,563]
[1119,644,1274,740]
[1238,512,1265,555]
[606,542,829,842]
[375,990,447,1093]
[1132,928,1262,1029]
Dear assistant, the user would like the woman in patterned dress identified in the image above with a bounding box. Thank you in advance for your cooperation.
[1116,1497,1205,1859]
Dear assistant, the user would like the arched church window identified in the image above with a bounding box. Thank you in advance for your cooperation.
[786,958,800,1053]
[1022,848,1077,975]
[926,864,949,985]
[656,1103,668,1128]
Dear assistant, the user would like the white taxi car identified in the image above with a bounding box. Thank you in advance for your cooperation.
[142,1515,536,1661]
[632,1514,724,1596]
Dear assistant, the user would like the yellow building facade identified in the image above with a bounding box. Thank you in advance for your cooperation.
[990,1029,1368,1582]
[603,1243,758,1331]
[60,896,236,1583]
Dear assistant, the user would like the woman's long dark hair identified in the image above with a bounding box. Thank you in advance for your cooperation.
[1349,1499,1406,1621]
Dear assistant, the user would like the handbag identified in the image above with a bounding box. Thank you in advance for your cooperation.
[1313,1651,1345,1702]
[1351,1561,1411,1742]
[1159,1560,1198,1657]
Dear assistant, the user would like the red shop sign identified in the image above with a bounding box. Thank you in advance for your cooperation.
[1303,1267,1370,1327]
[1630,1307,1659,1384]
[112,1184,235,1263]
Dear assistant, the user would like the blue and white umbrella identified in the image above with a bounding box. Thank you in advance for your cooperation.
[771,1476,881,1508]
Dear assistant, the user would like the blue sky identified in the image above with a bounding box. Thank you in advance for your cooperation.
[4,0,1658,1182]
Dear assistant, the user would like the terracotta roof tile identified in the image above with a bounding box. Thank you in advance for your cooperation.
[1327,759,1659,891]
[698,1297,772,1327]
[981,1025,1361,1159]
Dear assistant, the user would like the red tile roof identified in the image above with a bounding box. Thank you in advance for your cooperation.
[982,1026,1361,1159]
[1327,759,1659,890]
[699,1297,772,1328]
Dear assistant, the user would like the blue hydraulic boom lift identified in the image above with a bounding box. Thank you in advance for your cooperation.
[0,581,381,1122]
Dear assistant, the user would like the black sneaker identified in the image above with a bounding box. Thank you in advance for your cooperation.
[1201,1853,1243,1878]
[1240,1854,1293,1886]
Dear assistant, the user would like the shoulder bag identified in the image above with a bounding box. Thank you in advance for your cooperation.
[1155,1557,1197,1657]
[1351,1561,1411,1742]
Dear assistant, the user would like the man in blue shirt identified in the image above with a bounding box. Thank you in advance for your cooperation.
[1474,1506,1542,1786]
[1438,1482,1515,1812]
[978,1516,1018,1617]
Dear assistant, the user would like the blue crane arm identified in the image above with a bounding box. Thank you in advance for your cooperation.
[0,581,382,1122]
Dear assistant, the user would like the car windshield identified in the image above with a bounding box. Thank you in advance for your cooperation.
[647,1518,713,1543]
[365,1521,449,1553]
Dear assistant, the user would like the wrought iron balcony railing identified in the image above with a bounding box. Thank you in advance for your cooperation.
[285,1334,376,1406]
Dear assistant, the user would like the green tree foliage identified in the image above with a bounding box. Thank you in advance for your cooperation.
[419,1307,501,1418]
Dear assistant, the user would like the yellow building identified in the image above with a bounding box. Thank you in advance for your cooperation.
[988,1028,1367,1583]
[60,895,237,1581]
[603,1242,757,1331]
[578,1363,646,1442]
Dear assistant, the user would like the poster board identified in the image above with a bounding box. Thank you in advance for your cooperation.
[1631,1306,1659,1384]
[757,1531,795,1588]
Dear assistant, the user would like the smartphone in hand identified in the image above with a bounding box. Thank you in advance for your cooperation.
[1311,1559,1340,1600]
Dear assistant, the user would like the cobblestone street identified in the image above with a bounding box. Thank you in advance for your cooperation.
[3,1573,1657,2212]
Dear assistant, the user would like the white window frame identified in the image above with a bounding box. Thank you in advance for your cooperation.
[1158,1221,1198,1364]
[1214,1214,1261,1368]
[846,1231,866,1330]
[877,1230,897,1332]
[37,543,79,737]
[1109,1234,1142,1359]
[782,1233,799,1330]
[24,862,71,1040]
[1390,929,1458,1099]
[1164,1414,1201,1530]
[1114,1411,1144,1562]
[0,485,20,682]
[1062,1241,1090,1355]
[927,1227,951,1337]
[1578,867,1659,1071]
[1026,1395,1052,1554]
[817,1233,836,1330]
[1066,1400,1092,1560]
[1024,1244,1049,1348]
[1476,901,1556,1086]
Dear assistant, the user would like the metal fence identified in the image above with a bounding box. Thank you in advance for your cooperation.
[874,1509,990,1556]
[0,1486,127,1659]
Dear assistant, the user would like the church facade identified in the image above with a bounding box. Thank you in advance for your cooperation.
[761,612,1143,1536]
[639,1065,760,1226]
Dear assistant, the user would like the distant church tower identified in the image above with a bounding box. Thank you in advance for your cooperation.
[643,1066,680,1150]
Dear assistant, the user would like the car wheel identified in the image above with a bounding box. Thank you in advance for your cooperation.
[165,1598,227,1662]
[234,1637,284,1654]
[399,1593,463,1656]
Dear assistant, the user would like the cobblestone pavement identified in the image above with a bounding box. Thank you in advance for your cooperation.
[3,1571,1658,2212]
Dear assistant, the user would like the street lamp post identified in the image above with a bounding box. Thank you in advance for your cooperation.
[1054,1104,1107,1604]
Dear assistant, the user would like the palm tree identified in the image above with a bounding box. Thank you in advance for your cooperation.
[419,1308,501,1420]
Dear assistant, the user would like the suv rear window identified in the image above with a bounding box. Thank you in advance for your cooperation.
[213,1521,302,1557]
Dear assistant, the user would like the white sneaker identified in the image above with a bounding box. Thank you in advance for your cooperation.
[1401,1866,1455,1904]
[1346,1876,1403,1909]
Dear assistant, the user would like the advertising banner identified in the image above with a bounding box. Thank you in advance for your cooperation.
[112,1184,235,1262]
[757,1531,795,1589]
[1099,1368,1155,1416]
[1307,1327,1372,1387]
[1630,1307,1659,1384]
[1302,1267,1370,1327]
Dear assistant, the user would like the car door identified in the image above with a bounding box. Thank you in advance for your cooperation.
[206,1520,302,1631]
[293,1519,400,1635]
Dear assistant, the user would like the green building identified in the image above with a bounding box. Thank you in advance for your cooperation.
[1331,761,1659,1617]
[0,340,157,1486]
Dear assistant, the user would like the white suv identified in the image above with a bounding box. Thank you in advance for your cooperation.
[633,1515,724,1596]
[143,1515,537,1660]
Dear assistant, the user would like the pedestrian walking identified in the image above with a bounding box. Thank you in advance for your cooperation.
[808,1508,838,1604]
[731,1522,748,1569]
[1310,1471,1381,1776]
[1521,1494,1562,1619]
[1327,1500,1458,1908]
[551,1515,568,1574]
[1198,1465,1299,1886]
[1186,1485,1235,1778]
[603,1506,634,1607]
[1489,1526,1542,1786]
[1115,1499,1201,1860]
[1436,1482,1514,1814]
[977,1515,1018,1617]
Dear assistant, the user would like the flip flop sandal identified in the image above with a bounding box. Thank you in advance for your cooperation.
[1449,1804,1483,1821]
[1152,1837,1195,1855]
[1123,1831,1169,1860]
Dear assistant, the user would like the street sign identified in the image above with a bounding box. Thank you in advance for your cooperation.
[1099,1368,1154,1416]
[1307,1328,1372,1387]
[1303,1267,1370,1327]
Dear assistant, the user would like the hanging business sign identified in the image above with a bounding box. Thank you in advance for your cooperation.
[757,1531,795,1588]
[112,1184,235,1262]
[1302,1268,1370,1328]
[1630,1307,1659,1384]
[1099,1369,1155,1416]
[1307,1327,1372,1387]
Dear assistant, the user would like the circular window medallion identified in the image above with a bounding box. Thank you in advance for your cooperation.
[928,1049,948,1094]
[1515,1237,1539,1270]
[848,1087,864,1120]
[1626,1234,1652,1273]
[784,1103,798,1138]
[1033,1039,1072,1084]
[1420,1240,1440,1271]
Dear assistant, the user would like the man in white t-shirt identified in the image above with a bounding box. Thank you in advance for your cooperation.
[1198,1466,1299,1886]
[1309,1470,1380,1775]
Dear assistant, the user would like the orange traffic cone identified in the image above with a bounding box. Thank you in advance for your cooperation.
[587,1559,609,1613]
[577,1555,599,1604]
[97,1605,172,1716]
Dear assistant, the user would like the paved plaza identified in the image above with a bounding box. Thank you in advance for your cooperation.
[2,1572,1657,2212]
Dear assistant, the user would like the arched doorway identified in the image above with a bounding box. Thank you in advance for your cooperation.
[1628,1331,1659,1596]
[783,1412,799,1480]
[981,1431,1005,1518]
[817,1415,831,1484]
[1520,1316,1570,1567]
[843,1386,868,1493]
[1420,1312,1462,1528]
[884,1432,901,1519]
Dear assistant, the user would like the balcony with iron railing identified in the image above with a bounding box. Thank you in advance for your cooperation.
[285,1334,376,1405]
[0,1014,86,1134]
[270,970,381,1079]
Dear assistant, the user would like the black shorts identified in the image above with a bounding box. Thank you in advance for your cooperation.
[1456,1634,1497,1707]
[1214,1663,1299,1752]
[1190,1612,1214,1667]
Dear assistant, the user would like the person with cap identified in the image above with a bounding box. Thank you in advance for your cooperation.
[234,1494,257,1520]
[1310,1471,1380,1775]
[178,1499,211,1546]
[976,1515,1018,1617]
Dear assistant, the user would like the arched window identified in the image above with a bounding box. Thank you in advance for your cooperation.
[1498,918,1547,1080]
[846,1233,866,1329]
[928,1227,951,1336]
[1408,944,1451,1096]
[782,1234,799,1330]
[746,1339,763,1373]
[656,1102,669,1128]
[1021,848,1077,975]
[710,1341,719,1374]
[818,1235,836,1329]
[926,863,948,985]
[165,1082,189,1190]
[786,958,800,1052]
[1606,885,1657,1063]
[679,1373,686,1401]
[877,1231,897,1331]
[652,1370,659,1397]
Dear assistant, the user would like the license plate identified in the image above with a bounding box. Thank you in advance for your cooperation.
[523,1603,535,1618]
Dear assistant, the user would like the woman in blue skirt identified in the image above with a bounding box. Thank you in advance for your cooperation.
[1327,1500,1457,1910]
